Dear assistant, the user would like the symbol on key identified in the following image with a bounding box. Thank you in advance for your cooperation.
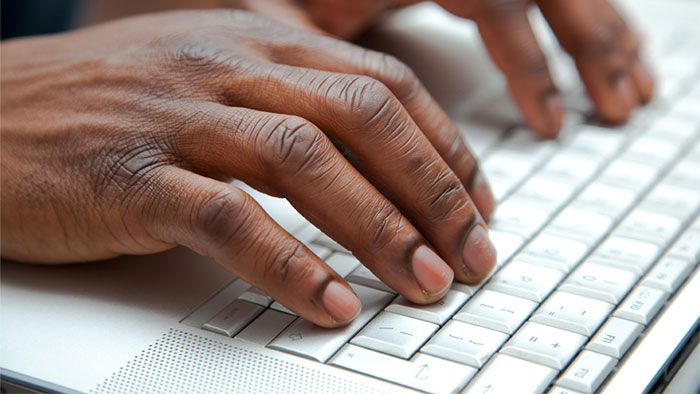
[529,336,538,343]
[469,340,485,346]
[552,343,561,349]
[416,364,430,380]
[603,334,615,344]
[288,332,303,341]
[575,367,589,378]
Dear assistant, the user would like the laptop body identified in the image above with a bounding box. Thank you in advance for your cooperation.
[2,0,699,393]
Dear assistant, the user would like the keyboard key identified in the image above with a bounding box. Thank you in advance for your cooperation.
[623,136,682,167]
[531,291,613,336]
[307,243,332,260]
[487,261,565,302]
[270,301,297,316]
[234,309,296,346]
[489,200,550,238]
[560,263,638,304]
[238,286,274,307]
[518,234,590,273]
[548,385,585,394]
[557,350,617,393]
[311,232,350,254]
[454,289,538,334]
[509,176,575,212]
[499,127,558,163]
[638,183,700,220]
[614,285,669,325]
[667,229,700,263]
[586,317,644,359]
[351,311,439,359]
[665,160,700,191]
[462,354,557,394]
[324,253,360,278]
[386,290,468,325]
[539,152,601,187]
[570,183,636,220]
[544,208,613,246]
[488,229,526,266]
[457,121,504,158]
[615,210,683,247]
[346,265,396,294]
[645,116,698,144]
[501,322,587,370]
[202,299,264,337]
[597,159,659,192]
[642,256,694,293]
[331,344,477,394]
[566,125,625,159]
[483,154,535,201]
[590,236,661,275]
[421,320,508,368]
[269,284,393,362]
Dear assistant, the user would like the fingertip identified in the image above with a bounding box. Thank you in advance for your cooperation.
[631,60,654,104]
[541,92,564,138]
[460,224,497,284]
[321,280,361,326]
[471,171,495,223]
[411,245,453,299]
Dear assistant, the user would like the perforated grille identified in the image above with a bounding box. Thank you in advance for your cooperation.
[91,328,391,394]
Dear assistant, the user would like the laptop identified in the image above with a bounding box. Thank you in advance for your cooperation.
[2,0,699,393]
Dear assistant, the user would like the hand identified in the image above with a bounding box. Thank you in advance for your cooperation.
[1,10,495,327]
[256,0,654,137]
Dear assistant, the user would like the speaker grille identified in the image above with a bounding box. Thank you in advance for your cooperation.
[91,328,392,394]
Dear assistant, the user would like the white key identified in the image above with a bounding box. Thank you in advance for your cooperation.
[483,154,535,200]
[421,320,508,368]
[238,286,274,307]
[544,208,613,245]
[646,116,698,144]
[462,354,557,394]
[548,386,585,394]
[489,200,551,238]
[667,229,700,263]
[458,121,505,158]
[560,263,639,304]
[311,232,350,254]
[202,299,264,337]
[489,230,526,266]
[590,236,661,275]
[566,126,625,159]
[667,96,700,123]
[614,285,669,325]
[510,176,575,212]
[351,311,439,359]
[270,301,297,316]
[571,183,636,220]
[454,289,538,334]
[518,234,590,273]
[346,264,396,294]
[539,152,601,187]
[622,136,682,167]
[308,243,332,260]
[269,284,393,362]
[665,160,700,191]
[531,291,613,336]
[386,291,468,325]
[586,317,644,359]
[331,344,477,394]
[638,183,700,220]
[487,261,565,302]
[615,210,682,247]
[324,253,360,278]
[557,350,617,393]
[597,159,658,192]
[642,256,693,293]
[499,127,558,161]
[501,322,587,370]
[235,309,296,346]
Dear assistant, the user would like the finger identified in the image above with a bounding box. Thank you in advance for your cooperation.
[172,103,457,302]
[267,38,495,221]
[537,0,650,123]
[142,165,360,327]
[215,65,497,283]
[440,0,564,138]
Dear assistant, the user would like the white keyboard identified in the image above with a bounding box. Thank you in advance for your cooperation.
[193,23,700,394]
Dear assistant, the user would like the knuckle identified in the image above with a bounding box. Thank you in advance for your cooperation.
[361,204,404,254]
[340,75,398,131]
[255,116,329,177]
[423,168,469,222]
[192,188,251,252]
[365,51,421,102]
[260,242,315,284]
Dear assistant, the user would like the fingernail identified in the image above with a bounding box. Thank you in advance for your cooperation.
[632,61,654,103]
[412,245,453,296]
[462,225,497,278]
[322,281,361,323]
[471,172,495,223]
[616,74,639,111]
[544,93,564,137]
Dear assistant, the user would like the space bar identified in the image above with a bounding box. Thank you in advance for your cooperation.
[601,268,700,393]
[268,284,394,363]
